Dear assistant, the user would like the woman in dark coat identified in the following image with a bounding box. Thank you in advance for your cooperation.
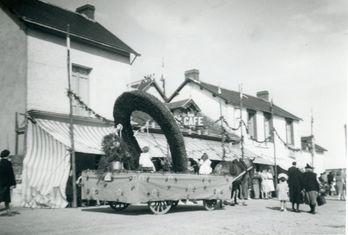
[302,164,320,214]
[287,161,303,212]
[0,150,16,215]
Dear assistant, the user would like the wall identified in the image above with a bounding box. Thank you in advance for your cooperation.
[172,81,302,169]
[27,29,131,119]
[0,6,27,154]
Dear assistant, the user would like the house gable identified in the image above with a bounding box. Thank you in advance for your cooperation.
[3,0,139,57]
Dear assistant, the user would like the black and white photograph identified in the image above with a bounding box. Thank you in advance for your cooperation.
[0,0,347,234]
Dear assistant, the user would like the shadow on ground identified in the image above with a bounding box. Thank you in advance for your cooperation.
[81,204,209,216]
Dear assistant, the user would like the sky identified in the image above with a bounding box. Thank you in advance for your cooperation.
[48,0,348,169]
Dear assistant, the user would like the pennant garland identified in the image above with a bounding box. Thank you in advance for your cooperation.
[66,89,110,123]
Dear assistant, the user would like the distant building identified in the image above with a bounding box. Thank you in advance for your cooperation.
[300,136,328,173]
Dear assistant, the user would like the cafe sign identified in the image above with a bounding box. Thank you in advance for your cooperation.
[175,115,205,127]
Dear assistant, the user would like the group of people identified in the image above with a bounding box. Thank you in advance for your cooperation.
[279,162,321,214]
[252,169,275,199]
[139,147,213,175]
[319,170,345,200]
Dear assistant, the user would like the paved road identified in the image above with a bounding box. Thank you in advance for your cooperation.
[0,198,345,235]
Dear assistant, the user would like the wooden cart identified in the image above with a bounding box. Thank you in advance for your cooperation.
[81,170,234,215]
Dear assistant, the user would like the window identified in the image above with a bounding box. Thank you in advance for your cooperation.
[286,118,294,145]
[264,112,272,140]
[71,65,91,116]
[247,109,257,139]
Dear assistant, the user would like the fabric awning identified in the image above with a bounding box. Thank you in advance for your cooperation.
[253,156,274,165]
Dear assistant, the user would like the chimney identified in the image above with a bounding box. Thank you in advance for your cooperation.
[185,69,199,81]
[76,4,95,20]
[256,90,269,101]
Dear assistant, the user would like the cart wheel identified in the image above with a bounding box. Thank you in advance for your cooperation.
[203,200,218,211]
[109,202,129,211]
[148,201,172,215]
[171,200,179,208]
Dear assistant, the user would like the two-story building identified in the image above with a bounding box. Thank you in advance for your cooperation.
[0,0,139,207]
[166,69,303,170]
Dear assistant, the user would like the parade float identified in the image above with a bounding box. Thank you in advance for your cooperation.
[81,91,253,215]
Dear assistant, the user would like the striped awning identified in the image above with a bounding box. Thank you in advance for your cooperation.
[21,117,258,208]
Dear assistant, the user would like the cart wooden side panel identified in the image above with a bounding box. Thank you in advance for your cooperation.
[81,170,234,204]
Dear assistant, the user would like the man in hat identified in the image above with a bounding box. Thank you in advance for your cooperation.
[302,164,320,214]
[288,161,303,212]
[0,149,16,215]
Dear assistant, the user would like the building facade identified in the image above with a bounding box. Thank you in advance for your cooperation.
[165,69,304,170]
[0,0,139,155]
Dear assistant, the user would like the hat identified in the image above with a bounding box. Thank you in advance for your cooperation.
[142,146,149,152]
[0,149,10,158]
[305,163,313,169]
[278,173,288,180]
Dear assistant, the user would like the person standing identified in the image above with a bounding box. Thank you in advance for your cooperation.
[252,169,262,199]
[327,171,334,196]
[302,164,320,214]
[277,174,289,211]
[0,150,16,216]
[266,169,275,198]
[260,169,269,199]
[287,161,302,212]
[335,170,345,200]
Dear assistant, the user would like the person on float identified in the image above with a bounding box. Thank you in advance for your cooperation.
[139,146,156,172]
[301,164,320,214]
[198,153,212,175]
[0,150,16,216]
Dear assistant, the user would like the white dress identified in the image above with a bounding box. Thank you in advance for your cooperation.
[199,159,212,175]
[139,152,155,171]
[266,172,275,192]
[277,181,289,201]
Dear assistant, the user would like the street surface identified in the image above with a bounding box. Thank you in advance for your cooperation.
[0,198,346,235]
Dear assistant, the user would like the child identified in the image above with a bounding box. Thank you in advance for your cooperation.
[277,173,289,211]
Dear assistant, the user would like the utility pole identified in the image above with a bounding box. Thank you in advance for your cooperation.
[66,25,77,208]
[239,84,244,159]
[270,99,278,186]
[218,86,225,160]
[345,124,347,159]
[311,110,315,167]
[160,57,166,96]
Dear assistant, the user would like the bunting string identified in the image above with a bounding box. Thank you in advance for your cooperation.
[66,89,110,123]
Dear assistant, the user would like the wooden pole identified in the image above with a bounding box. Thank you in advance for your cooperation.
[345,124,347,159]
[239,84,244,159]
[160,57,166,96]
[311,110,315,167]
[218,86,225,160]
[15,112,19,155]
[66,25,77,208]
[270,99,278,186]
